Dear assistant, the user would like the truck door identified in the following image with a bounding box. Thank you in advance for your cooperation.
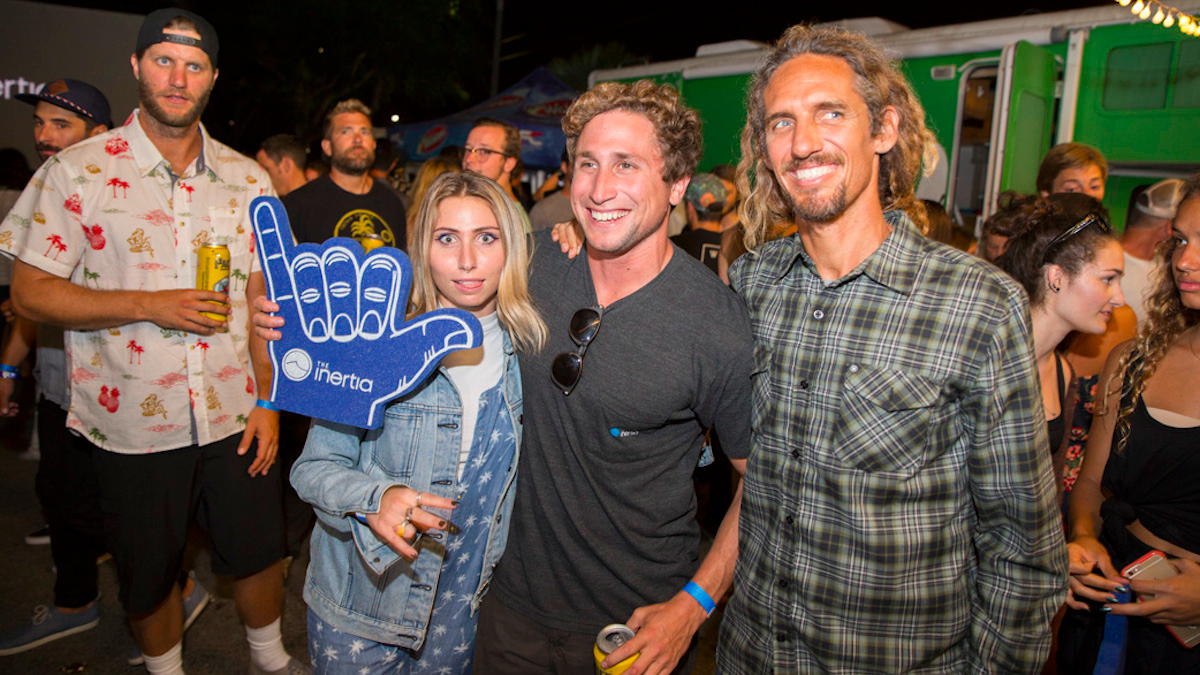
[982,41,1059,222]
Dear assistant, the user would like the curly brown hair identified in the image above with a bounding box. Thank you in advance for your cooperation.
[561,80,702,185]
[1101,172,1200,454]
[737,24,937,250]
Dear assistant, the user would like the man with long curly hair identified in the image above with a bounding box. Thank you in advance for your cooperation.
[718,25,1068,673]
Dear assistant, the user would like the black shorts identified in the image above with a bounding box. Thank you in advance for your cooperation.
[92,433,285,615]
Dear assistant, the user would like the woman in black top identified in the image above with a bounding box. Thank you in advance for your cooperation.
[1061,173,1200,673]
[995,193,1125,496]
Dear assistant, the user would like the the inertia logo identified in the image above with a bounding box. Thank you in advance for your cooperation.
[609,428,638,438]
[281,348,312,381]
[2,78,44,100]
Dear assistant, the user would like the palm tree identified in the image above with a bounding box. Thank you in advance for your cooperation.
[44,234,64,258]
[88,427,107,446]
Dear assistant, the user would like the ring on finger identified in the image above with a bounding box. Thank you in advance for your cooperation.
[396,519,411,538]
[415,492,423,509]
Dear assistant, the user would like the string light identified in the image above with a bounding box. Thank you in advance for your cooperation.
[1116,0,1199,35]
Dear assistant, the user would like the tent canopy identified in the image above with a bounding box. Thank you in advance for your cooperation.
[389,66,577,171]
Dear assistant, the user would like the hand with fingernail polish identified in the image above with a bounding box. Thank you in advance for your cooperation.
[364,486,459,560]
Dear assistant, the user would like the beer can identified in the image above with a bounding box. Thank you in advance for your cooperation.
[196,242,230,324]
[594,623,639,675]
[359,233,384,252]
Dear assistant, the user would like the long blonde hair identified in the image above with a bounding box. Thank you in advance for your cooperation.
[406,172,546,353]
[1101,173,1200,453]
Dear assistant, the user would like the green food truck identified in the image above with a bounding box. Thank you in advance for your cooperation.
[589,4,1200,232]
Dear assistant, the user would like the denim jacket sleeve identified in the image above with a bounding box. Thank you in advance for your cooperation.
[290,419,407,576]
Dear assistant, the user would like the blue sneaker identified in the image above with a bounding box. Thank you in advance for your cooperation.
[126,574,211,665]
[0,604,99,655]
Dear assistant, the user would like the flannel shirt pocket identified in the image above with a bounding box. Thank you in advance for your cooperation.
[834,366,944,476]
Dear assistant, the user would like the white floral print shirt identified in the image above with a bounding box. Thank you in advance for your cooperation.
[0,110,274,453]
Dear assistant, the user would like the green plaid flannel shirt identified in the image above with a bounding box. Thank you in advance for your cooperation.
[718,211,1068,674]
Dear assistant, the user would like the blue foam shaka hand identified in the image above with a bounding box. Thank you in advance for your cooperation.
[252,196,482,429]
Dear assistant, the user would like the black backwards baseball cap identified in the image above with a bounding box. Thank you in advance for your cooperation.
[16,79,113,129]
[136,8,219,68]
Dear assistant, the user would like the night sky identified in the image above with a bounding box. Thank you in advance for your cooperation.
[32,0,1113,152]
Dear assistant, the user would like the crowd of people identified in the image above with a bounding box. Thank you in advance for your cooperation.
[0,7,1198,675]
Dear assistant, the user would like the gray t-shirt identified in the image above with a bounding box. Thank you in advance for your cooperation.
[490,230,754,634]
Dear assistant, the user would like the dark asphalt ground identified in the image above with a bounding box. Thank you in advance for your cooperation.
[0,382,310,675]
[0,381,722,674]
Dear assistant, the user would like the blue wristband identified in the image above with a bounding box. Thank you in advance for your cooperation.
[683,581,715,616]
[255,399,279,412]
[0,364,18,374]
[353,514,369,525]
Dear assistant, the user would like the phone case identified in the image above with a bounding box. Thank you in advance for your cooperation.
[1121,550,1200,649]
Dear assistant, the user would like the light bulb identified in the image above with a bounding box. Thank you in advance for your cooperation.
[1165,13,1175,27]
[1118,0,1131,5]
[1140,5,1152,19]
[1154,8,1165,23]
[1132,0,1145,13]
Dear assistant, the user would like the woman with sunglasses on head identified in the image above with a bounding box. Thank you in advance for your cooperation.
[995,193,1125,501]
[288,171,546,674]
[1058,173,1200,673]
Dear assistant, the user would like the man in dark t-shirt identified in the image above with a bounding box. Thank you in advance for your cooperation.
[282,98,406,249]
[473,82,753,675]
[671,172,726,275]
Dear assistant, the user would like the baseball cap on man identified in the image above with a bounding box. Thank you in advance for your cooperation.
[136,8,219,68]
[16,79,113,129]
[684,173,728,215]
[1135,178,1186,220]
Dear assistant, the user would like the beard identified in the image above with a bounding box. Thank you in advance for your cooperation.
[330,146,373,176]
[36,142,62,159]
[138,76,212,129]
[780,155,848,224]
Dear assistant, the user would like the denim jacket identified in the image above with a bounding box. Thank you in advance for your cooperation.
[290,329,522,648]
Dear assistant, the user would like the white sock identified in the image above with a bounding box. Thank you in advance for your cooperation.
[246,617,290,671]
[143,640,186,675]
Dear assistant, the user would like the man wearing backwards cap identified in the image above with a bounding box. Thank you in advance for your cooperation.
[1123,178,1186,321]
[0,9,307,675]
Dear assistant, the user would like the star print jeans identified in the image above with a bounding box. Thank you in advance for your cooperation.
[309,609,408,675]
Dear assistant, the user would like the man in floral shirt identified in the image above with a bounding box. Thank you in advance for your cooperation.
[1,9,306,675]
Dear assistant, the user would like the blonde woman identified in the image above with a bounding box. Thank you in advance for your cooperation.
[288,171,545,674]
[1061,173,1200,673]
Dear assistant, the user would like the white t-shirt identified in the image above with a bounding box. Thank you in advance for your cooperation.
[1123,252,1156,324]
[442,311,503,480]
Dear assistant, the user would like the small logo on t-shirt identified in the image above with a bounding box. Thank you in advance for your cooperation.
[609,427,639,438]
[334,209,397,247]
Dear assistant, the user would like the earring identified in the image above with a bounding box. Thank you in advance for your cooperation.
[1050,284,1060,293]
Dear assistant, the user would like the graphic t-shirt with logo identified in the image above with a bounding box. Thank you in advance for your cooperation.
[282,174,407,250]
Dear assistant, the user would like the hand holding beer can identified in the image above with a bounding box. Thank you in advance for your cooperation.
[196,242,230,328]
[594,623,639,675]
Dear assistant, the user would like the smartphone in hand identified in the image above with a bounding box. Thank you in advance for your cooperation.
[1122,550,1200,648]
